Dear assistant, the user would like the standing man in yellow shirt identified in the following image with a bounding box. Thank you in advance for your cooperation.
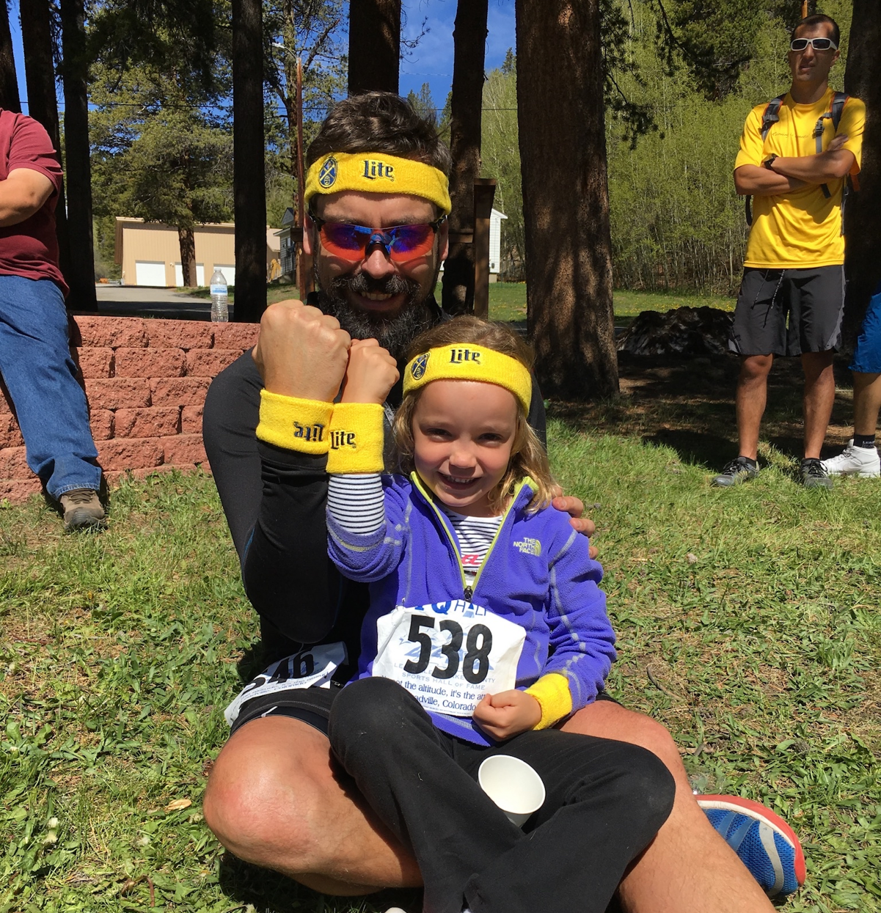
[713,14,865,489]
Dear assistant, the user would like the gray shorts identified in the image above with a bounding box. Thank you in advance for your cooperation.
[729,266,844,357]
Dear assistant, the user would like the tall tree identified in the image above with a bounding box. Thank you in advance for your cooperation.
[19,0,70,280]
[263,0,346,287]
[0,1,20,111]
[232,0,267,321]
[90,66,233,287]
[515,0,618,399]
[60,0,97,310]
[441,0,488,316]
[843,0,881,344]
[264,0,345,182]
[21,0,61,168]
[348,0,400,94]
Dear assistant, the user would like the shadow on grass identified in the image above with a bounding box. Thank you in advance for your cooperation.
[218,853,422,913]
[550,351,859,467]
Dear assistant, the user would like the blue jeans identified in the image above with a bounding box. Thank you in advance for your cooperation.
[0,275,101,499]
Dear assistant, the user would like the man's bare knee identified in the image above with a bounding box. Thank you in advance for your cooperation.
[204,717,333,873]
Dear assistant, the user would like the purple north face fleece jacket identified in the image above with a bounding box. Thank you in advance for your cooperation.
[327,473,617,746]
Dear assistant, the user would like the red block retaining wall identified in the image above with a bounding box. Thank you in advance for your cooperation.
[0,316,259,504]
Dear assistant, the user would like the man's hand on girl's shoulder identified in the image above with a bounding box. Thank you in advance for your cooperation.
[551,494,598,559]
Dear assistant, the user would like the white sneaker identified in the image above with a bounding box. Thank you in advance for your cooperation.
[823,440,881,477]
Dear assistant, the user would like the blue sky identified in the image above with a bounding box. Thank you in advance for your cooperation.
[7,0,515,113]
[399,0,517,110]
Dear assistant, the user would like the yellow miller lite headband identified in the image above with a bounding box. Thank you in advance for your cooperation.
[304,152,452,215]
[403,344,532,413]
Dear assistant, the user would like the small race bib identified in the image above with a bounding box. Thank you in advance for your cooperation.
[371,601,525,716]
[223,642,347,725]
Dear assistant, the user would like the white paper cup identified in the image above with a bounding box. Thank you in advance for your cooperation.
[478,754,546,826]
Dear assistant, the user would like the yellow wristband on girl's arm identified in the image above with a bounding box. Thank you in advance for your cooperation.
[325,402,386,474]
[256,390,334,454]
[525,673,573,730]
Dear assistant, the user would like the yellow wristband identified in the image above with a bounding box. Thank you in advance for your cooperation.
[525,673,573,730]
[325,402,386,474]
[256,390,333,454]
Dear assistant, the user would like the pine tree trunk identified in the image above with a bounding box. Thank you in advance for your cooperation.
[843,0,881,347]
[60,0,97,311]
[21,0,70,282]
[178,227,197,288]
[515,0,618,400]
[0,2,20,111]
[348,0,400,94]
[441,0,488,316]
[232,0,267,321]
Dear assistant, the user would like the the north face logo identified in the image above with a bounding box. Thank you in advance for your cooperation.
[513,538,541,557]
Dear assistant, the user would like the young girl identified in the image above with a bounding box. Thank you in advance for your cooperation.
[325,317,673,913]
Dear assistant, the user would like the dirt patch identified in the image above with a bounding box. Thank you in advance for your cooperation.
[548,351,857,469]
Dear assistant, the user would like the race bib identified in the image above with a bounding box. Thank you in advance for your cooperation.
[371,601,525,716]
[223,642,347,725]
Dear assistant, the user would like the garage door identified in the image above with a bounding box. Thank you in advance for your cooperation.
[135,261,168,287]
[174,263,205,286]
[213,265,236,286]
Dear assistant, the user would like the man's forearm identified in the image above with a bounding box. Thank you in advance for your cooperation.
[242,444,342,644]
[770,147,855,185]
[0,169,54,225]
[733,164,806,197]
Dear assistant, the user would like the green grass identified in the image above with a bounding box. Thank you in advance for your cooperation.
[187,282,734,324]
[468,283,734,324]
[2,435,880,910]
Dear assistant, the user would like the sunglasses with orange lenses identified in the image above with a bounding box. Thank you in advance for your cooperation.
[310,214,446,263]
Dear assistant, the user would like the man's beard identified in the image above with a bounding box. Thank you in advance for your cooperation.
[318,270,438,361]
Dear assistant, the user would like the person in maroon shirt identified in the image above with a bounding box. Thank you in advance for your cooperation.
[0,109,104,529]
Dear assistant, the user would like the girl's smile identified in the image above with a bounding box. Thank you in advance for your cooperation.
[412,380,519,517]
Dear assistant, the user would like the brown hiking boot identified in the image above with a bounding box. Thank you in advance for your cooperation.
[59,489,106,531]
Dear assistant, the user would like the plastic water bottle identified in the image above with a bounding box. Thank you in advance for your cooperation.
[210,269,229,322]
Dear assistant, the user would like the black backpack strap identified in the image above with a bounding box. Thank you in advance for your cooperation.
[747,96,786,226]
[760,94,786,141]
[815,93,849,199]
[830,91,848,130]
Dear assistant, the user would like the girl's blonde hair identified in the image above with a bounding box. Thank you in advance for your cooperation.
[392,316,556,513]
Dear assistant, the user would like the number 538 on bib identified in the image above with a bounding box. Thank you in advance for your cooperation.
[371,602,526,716]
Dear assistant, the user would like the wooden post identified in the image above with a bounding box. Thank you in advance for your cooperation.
[472,179,497,320]
[296,58,313,300]
[801,1,808,18]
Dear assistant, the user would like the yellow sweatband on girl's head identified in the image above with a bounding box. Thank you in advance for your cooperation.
[403,344,532,412]
[304,152,451,215]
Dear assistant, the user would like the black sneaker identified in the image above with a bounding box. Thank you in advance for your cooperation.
[712,457,759,487]
[800,458,832,490]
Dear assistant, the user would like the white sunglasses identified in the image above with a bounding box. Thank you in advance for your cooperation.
[790,37,838,51]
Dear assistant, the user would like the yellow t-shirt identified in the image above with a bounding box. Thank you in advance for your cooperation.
[735,88,865,269]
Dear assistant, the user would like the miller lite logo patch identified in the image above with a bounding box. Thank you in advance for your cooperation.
[411,352,429,380]
[318,156,338,189]
[449,347,481,365]
[361,159,395,182]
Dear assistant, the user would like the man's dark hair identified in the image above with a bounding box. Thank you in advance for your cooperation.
[792,14,840,48]
[306,91,452,176]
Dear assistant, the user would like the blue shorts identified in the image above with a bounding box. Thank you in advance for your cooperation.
[850,280,881,374]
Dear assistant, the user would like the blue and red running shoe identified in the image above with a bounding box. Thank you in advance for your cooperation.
[698,795,806,899]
